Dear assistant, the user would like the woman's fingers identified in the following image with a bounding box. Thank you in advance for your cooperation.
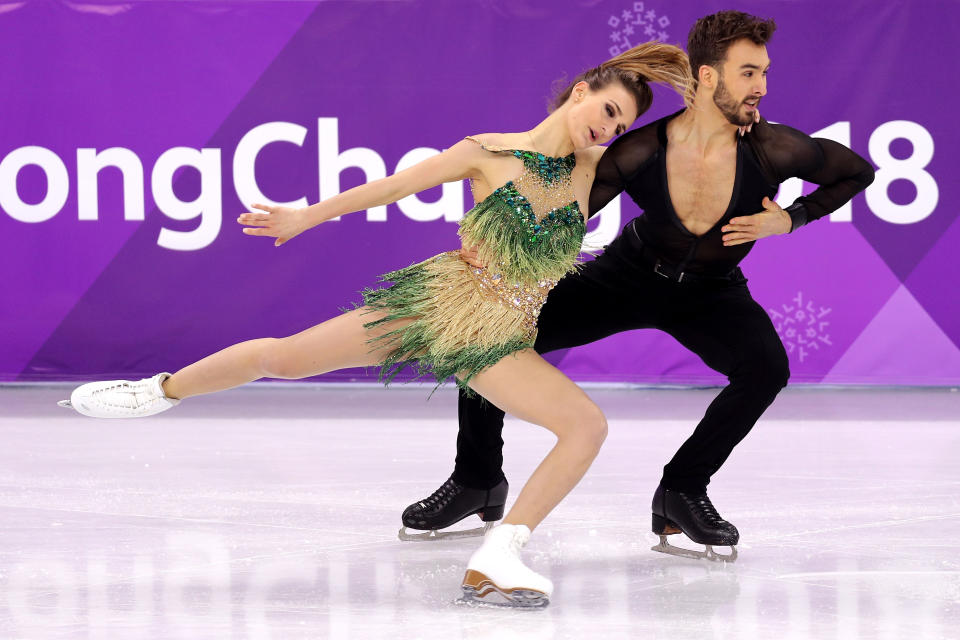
[238,205,299,243]
[738,111,760,136]
[237,213,270,227]
[243,224,283,235]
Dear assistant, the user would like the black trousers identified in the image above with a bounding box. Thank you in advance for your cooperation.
[452,229,790,494]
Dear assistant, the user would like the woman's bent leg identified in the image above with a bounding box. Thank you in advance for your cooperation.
[459,349,607,607]
[465,349,608,531]
[163,307,411,399]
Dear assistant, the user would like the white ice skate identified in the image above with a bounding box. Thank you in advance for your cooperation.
[58,372,180,418]
[460,523,552,609]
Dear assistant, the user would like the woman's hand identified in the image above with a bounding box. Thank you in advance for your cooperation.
[738,107,761,136]
[237,203,308,247]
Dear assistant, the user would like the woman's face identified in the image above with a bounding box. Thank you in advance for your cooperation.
[566,81,638,150]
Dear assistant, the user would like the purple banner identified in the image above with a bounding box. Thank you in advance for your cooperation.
[2,0,957,385]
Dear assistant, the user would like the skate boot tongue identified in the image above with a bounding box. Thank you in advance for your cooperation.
[490,523,530,551]
[149,372,173,399]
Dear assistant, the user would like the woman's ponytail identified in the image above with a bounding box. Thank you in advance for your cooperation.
[553,41,693,114]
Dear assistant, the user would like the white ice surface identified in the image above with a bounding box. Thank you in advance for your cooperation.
[0,385,958,639]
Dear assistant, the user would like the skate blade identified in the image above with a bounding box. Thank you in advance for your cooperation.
[458,572,549,609]
[397,521,494,542]
[57,400,72,408]
[651,535,738,563]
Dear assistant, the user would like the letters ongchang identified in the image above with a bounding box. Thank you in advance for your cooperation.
[0,118,935,251]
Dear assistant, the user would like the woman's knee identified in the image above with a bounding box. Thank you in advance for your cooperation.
[562,401,608,451]
[257,337,303,379]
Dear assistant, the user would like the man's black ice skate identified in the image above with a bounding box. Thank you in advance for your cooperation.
[650,484,739,562]
[399,475,508,541]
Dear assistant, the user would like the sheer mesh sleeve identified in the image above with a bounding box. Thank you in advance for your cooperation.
[790,138,876,228]
[587,124,661,218]
[750,120,875,231]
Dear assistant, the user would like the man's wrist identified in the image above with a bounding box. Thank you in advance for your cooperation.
[785,203,808,233]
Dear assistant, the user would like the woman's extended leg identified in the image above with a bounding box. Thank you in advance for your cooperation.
[66,307,413,417]
[162,307,410,399]
[459,348,608,606]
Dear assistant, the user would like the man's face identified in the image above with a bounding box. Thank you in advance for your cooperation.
[712,39,769,126]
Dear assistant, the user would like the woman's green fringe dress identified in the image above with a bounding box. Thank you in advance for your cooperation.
[361,137,587,390]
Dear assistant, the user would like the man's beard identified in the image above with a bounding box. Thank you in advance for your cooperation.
[713,75,753,126]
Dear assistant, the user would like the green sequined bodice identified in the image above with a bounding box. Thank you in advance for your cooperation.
[458,139,586,287]
[489,150,581,244]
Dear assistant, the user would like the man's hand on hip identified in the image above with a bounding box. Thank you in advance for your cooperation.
[459,241,484,267]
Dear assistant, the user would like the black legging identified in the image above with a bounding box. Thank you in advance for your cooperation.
[453,233,790,494]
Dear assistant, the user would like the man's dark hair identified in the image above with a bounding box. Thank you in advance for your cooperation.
[687,11,776,88]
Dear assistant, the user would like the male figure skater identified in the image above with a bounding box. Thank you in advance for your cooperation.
[400,11,875,560]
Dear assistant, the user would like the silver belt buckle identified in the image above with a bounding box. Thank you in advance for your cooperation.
[653,259,669,279]
[653,259,685,282]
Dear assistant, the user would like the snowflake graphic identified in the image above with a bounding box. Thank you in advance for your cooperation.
[606,1,671,57]
[767,292,833,363]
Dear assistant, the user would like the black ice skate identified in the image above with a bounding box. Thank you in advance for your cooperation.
[650,484,739,562]
[398,476,508,541]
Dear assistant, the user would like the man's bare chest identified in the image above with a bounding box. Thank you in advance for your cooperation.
[665,145,738,236]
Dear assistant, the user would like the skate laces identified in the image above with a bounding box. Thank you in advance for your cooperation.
[92,379,159,410]
[91,381,138,408]
[685,493,726,525]
[418,477,461,511]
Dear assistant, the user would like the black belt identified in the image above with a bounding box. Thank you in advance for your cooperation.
[619,222,742,284]
[644,254,742,284]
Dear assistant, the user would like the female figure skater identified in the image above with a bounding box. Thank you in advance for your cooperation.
[62,42,691,608]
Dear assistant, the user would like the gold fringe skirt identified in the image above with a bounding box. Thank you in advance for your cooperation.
[360,251,555,390]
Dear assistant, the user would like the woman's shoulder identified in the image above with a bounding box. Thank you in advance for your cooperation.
[464,132,523,153]
[574,145,606,170]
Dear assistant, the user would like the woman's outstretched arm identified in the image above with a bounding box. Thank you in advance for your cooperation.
[238,138,483,245]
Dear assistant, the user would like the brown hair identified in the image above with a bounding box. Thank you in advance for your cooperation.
[552,41,692,115]
[687,11,776,89]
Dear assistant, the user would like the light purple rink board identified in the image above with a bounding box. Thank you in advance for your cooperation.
[1,1,957,385]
